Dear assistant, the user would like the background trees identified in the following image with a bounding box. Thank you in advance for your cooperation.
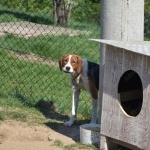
[144,0,150,37]
[0,0,100,26]
[1,0,150,38]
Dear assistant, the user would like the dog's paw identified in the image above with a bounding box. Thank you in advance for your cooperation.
[63,116,76,127]
[89,121,98,126]
[63,121,74,127]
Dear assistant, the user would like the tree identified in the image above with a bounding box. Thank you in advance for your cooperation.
[53,0,72,26]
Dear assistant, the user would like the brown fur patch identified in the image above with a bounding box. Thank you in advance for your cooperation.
[59,54,69,71]
[89,78,98,99]
[70,55,83,74]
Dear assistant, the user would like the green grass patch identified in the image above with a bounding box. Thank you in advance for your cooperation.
[0,49,93,120]
[64,143,96,150]
[52,139,96,150]
[0,5,100,64]
[53,139,64,148]
[0,109,28,121]
[0,32,99,63]
[0,106,47,124]
[0,5,100,122]
[0,5,53,24]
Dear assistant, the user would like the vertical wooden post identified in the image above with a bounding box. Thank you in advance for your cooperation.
[100,0,144,41]
[99,0,144,149]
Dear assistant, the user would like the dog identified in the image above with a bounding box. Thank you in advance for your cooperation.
[59,54,99,127]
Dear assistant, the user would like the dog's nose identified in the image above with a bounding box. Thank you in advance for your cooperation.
[66,66,70,71]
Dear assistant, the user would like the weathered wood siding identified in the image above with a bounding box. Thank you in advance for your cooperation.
[101,45,150,149]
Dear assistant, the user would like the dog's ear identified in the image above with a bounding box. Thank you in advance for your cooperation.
[76,56,84,75]
[58,56,63,71]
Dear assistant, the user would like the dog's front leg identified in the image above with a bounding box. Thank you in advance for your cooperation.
[90,98,98,124]
[64,87,80,127]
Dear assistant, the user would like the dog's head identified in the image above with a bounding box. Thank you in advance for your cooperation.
[59,54,84,76]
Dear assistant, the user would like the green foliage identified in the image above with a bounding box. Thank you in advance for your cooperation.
[145,0,150,38]
[64,143,95,150]
[72,0,100,23]
[0,0,100,24]
[0,5,53,24]
[0,3,100,121]
[0,31,99,63]
[0,0,53,13]
[0,44,96,119]
[53,140,64,148]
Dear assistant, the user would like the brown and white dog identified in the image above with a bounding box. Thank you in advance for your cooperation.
[59,54,99,127]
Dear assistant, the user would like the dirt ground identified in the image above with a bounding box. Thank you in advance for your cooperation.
[0,120,80,150]
[0,21,91,37]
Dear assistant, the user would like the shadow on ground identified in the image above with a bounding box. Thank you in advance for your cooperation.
[13,93,90,142]
[0,10,52,25]
[45,121,80,142]
[35,99,90,142]
[35,99,69,121]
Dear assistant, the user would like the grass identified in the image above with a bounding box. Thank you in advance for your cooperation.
[0,49,98,148]
[0,49,94,120]
[0,4,99,150]
[0,106,48,124]
[0,4,100,66]
[0,3,149,150]
[0,109,28,121]
[52,140,96,150]
[0,5,100,124]
[0,5,53,24]
[64,143,96,150]
[0,33,99,62]
[53,139,64,148]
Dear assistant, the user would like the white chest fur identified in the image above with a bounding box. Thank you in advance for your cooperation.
[71,77,87,90]
[71,59,89,91]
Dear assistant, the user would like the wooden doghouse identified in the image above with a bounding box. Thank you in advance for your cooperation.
[92,39,150,150]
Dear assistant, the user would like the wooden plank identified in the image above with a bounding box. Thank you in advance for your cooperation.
[141,55,150,88]
[103,45,123,110]
[118,49,144,149]
[123,49,143,74]
[138,55,150,149]
[102,46,124,140]
[119,116,143,148]
[101,45,148,149]
[101,110,120,140]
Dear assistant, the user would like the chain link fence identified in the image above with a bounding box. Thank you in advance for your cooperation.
[0,1,150,121]
[0,0,100,121]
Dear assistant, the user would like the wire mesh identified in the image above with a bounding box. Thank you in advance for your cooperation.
[1,1,150,122]
[0,0,100,120]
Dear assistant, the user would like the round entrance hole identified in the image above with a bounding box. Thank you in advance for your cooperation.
[118,70,143,117]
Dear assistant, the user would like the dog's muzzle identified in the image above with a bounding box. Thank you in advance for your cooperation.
[63,66,73,73]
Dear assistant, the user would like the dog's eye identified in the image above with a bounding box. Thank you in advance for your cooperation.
[72,61,76,64]
[63,60,67,63]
